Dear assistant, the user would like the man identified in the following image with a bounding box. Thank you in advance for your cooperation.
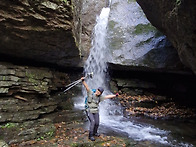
[81,77,119,141]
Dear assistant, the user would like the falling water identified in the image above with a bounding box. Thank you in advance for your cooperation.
[81,4,170,146]
[83,7,111,91]
[76,1,194,147]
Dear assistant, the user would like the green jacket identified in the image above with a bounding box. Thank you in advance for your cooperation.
[86,89,105,113]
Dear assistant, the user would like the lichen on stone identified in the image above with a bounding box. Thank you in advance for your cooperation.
[133,23,156,35]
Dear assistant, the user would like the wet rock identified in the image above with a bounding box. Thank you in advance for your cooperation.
[109,80,118,93]
[153,95,167,101]
[12,121,130,147]
[110,78,156,97]
[77,0,106,61]
[114,78,156,89]
[107,0,186,74]
[0,140,8,147]
[0,97,58,122]
[0,118,56,145]
[136,0,196,74]
[119,94,196,119]
[121,88,144,96]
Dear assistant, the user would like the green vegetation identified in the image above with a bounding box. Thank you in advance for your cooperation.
[70,143,78,147]
[45,131,54,137]
[128,0,136,3]
[133,23,156,35]
[108,20,125,50]
[37,130,54,141]
[25,70,49,92]
[108,20,117,31]
[0,75,6,81]
[1,123,16,129]
[26,72,39,85]
[37,136,44,141]
[109,36,124,50]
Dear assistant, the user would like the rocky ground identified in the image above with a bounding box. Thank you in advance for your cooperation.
[7,110,161,147]
[9,121,129,147]
[1,92,195,147]
[1,73,195,147]
[118,93,196,119]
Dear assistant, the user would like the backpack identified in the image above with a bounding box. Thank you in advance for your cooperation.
[84,89,96,109]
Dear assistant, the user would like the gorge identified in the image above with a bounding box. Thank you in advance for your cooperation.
[0,0,196,146]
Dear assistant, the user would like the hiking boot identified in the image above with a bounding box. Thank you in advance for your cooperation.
[94,133,100,137]
[89,136,95,141]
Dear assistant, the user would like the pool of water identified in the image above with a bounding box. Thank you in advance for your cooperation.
[74,95,196,147]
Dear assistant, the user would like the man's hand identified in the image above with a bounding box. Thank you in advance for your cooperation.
[115,93,119,97]
[81,77,85,82]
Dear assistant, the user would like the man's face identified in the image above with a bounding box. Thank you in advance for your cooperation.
[96,89,102,96]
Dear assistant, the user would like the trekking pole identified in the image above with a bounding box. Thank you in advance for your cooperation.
[64,79,81,88]
[63,72,93,93]
[63,79,81,93]
[64,72,93,89]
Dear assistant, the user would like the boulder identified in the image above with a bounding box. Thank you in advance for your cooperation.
[136,0,196,74]
[107,0,187,74]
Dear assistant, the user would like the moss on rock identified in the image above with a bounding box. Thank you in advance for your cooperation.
[133,23,156,35]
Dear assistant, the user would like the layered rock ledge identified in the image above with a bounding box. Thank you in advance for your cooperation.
[0,0,81,67]
[0,62,69,123]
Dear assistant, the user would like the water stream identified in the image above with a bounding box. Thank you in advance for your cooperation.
[74,2,195,147]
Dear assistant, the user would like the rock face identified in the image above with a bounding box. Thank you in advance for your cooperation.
[0,62,69,123]
[107,0,187,73]
[0,0,107,144]
[136,0,196,74]
[0,0,81,67]
[0,61,83,144]
[76,0,106,61]
[0,0,108,67]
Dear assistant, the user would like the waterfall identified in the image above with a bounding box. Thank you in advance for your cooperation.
[75,1,193,147]
[82,3,169,145]
[84,7,111,92]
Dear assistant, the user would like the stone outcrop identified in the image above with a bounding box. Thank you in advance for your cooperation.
[136,0,196,74]
[0,0,81,67]
[0,118,56,144]
[0,62,70,123]
[0,0,108,67]
[0,0,107,144]
[0,61,83,144]
[77,0,106,61]
[107,0,187,74]
[0,0,195,74]
[118,94,196,119]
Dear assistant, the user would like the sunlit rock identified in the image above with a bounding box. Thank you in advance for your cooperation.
[107,0,187,73]
[136,0,196,74]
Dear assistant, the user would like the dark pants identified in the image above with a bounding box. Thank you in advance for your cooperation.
[86,111,99,136]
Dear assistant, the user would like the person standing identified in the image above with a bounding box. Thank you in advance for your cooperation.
[81,77,119,141]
